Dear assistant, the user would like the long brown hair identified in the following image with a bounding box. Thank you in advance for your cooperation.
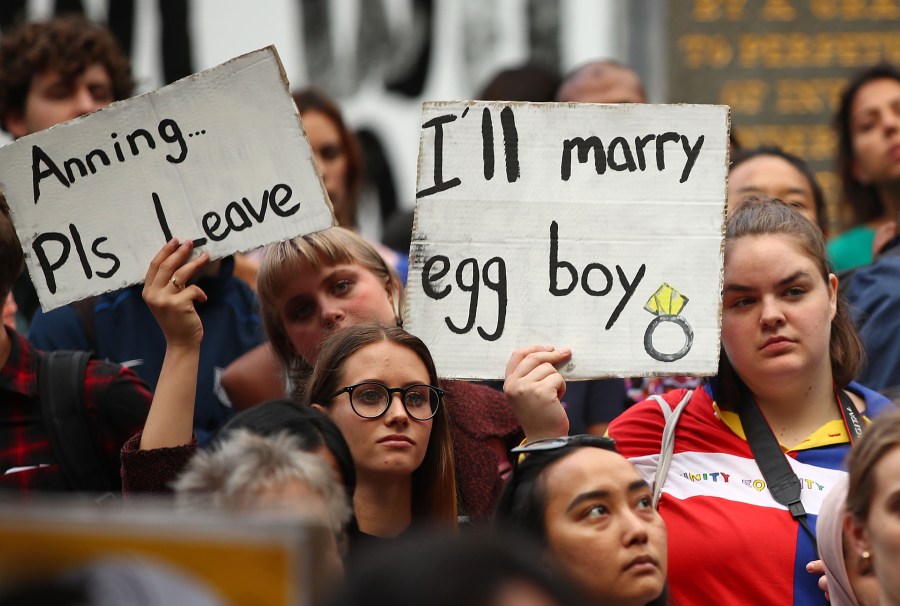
[718,197,864,402]
[257,227,402,396]
[834,63,900,226]
[303,322,457,527]
[294,88,363,229]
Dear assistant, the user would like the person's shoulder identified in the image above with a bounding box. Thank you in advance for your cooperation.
[827,226,875,272]
[85,357,152,406]
[848,381,896,419]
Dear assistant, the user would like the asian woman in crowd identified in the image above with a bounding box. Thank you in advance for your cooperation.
[505,197,893,605]
[728,145,827,231]
[495,435,667,606]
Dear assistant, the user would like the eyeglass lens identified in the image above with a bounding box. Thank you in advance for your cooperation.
[350,383,438,420]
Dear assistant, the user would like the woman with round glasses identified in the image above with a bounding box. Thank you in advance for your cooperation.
[495,435,668,606]
[306,322,456,543]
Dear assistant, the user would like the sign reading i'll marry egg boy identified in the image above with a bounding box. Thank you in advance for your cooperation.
[0,46,334,311]
[404,102,729,380]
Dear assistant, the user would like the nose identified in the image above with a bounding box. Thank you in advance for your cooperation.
[383,392,410,426]
[620,508,650,546]
[75,86,101,115]
[320,302,345,329]
[758,295,785,329]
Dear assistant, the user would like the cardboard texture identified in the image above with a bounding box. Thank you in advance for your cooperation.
[404,101,728,380]
[0,498,331,606]
[0,46,334,311]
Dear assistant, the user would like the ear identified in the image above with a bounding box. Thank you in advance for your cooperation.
[3,110,28,139]
[827,273,839,320]
[311,402,330,416]
[386,276,402,322]
[847,514,872,561]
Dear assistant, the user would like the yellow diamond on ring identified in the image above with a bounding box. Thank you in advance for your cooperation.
[644,283,688,316]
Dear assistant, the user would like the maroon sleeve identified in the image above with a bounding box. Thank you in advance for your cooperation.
[120,431,199,497]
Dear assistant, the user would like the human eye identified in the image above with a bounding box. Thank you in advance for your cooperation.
[636,495,653,510]
[404,387,430,409]
[585,504,608,519]
[727,295,754,309]
[44,83,72,101]
[355,384,386,406]
[286,300,314,321]
[319,143,343,161]
[784,286,806,298]
[89,84,114,103]
[332,279,352,295]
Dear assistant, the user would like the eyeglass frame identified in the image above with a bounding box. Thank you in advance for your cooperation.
[328,381,444,421]
[510,435,618,465]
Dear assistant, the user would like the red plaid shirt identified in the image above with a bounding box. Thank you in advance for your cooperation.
[0,327,151,492]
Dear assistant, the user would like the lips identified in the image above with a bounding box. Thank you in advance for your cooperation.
[623,554,659,572]
[378,434,414,445]
[760,335,794,351]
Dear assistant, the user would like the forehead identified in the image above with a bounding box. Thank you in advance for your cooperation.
[542,447,641,499]
[730,156,810,191]
[851,77,900,114]
[724,233,819,275]
[343,340,425,370]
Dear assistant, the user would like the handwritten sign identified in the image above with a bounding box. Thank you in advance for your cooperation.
[0,46,334,311]
[404,102,728,380]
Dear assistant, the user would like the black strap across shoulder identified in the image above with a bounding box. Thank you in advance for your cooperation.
[736,383,861,556]
[39,350,114,492]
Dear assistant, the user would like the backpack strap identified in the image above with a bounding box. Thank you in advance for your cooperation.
[651,389,693,508]
[39,350,114,492]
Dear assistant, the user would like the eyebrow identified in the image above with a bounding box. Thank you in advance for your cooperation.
[736,185,809,196]
[723,270,812,294]
[565,479,649,513]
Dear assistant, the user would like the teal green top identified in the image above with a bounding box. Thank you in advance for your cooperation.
[827,225,875,272]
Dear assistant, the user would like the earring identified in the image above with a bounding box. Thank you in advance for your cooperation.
[862,550,871,560]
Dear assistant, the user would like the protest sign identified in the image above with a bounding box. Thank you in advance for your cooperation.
[0,498,332,606]
[404,102,728,380]
[0,46,334,311]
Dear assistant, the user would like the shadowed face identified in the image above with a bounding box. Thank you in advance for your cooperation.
[541,448,667,606]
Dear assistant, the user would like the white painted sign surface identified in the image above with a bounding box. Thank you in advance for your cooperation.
[404,102,728,380]
[0,46,334,311]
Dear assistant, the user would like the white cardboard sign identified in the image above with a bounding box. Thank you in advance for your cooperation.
[404,101,728,380]
[0,46,334,311]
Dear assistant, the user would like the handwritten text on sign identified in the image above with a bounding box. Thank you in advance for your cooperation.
[403,102,728,380]
[0,46,334,311]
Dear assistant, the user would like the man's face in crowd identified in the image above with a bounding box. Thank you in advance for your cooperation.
[5,63,114,138]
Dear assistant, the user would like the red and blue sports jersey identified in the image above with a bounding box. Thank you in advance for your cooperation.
[608,383,892,606]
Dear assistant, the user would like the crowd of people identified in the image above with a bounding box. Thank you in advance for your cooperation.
[0,13,899,606]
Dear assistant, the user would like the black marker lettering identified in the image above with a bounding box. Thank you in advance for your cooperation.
[680,135,705,183]
[91,237,121,278]
[422,256,451,299]
[445,258,478,334]
[32,145,69,203]
[500,106,520,182]
[549,221,578,295]
[31,232,71,294]
[416,114,462,198]
[607,264,646,330]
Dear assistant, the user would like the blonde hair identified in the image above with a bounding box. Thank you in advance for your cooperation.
[257,227,403,395]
